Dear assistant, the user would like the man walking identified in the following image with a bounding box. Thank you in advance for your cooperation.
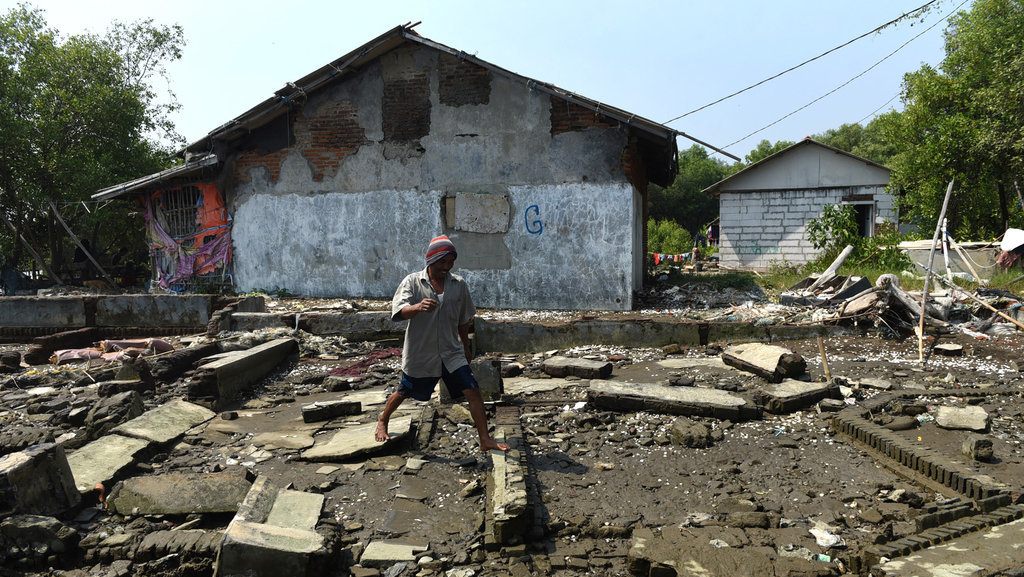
[375,235,510,453]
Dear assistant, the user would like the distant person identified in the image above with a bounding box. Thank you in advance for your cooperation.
[375,235,510,453]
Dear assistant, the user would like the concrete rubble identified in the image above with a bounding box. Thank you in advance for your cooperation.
[1,290,1024,577]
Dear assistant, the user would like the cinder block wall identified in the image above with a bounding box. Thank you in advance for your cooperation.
[718,186,896,270]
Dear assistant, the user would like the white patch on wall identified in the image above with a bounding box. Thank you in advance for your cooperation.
[447,192,510,233]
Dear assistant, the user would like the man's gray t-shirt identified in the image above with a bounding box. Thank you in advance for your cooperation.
[391,268,476,378]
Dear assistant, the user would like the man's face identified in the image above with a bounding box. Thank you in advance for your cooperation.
[429,253,456,277]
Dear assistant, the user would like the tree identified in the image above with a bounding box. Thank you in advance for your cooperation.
[647,219,693,255]
[648,144,735,235]
[883,0,1024,239]
[0,5,184,279]
[743,139,795,165]
[813,118,897,167]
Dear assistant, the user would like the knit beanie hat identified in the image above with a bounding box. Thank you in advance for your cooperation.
[425,235,457,265]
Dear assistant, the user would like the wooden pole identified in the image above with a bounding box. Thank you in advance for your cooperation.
[0,211,64,284]
[946,233,985,286]
[920,180,955,366]
[817,337,831,380]
[47,200,118,287]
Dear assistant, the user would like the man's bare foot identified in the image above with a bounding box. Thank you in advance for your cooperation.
[375,420,391,442]
[481,439,510,452]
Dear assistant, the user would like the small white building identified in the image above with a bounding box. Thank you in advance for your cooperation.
[704,138,895,270]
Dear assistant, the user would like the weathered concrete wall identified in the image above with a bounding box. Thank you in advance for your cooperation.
[718,185,897,270]
[0,295,212,331]
[227,44,639,310]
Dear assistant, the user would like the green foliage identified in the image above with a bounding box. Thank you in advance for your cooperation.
[647,218,693,255]
[0,5,184,278]
[743,139,795,165]
[805,204,911,273]
[813,118,897,166]
[648,145,734,236]
[884,0,1024,239]
[806,204,861,257]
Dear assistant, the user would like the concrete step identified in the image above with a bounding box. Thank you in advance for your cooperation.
[215,476,326,577]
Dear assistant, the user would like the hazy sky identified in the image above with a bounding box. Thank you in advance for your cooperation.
[6,0,960,160]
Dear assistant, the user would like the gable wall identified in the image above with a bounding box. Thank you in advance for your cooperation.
[224,45,641,310]
[718,185,896,270]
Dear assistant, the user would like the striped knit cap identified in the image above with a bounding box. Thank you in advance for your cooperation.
[425,235,457,265]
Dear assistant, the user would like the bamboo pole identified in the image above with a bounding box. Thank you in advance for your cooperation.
[919,180,955,366]
[47,200,118,287]
[0,211,64,284]
[817,337,831,380]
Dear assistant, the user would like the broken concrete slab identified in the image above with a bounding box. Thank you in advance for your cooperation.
[300,417,413,461]
[0,443,80,516]
[66,434,150,494]
[250,431,316,450]
[722,343,806,383]
[542,356,612,379]
[754,379,841,414]
[301,400,362,423]
[962,434,994,461]
[587,380,758,420]
[486,406,532,548]
[474,318,702,354]
[215,476,326,577]
[106,470,253,516]
[112,398,216,444]
[658,357,730,371]
[440,357,503,403]
[359,540,429,568]
[933,343,964,356]
[935,405,990,431]
[502,377,574,396]
[189,337,298,409]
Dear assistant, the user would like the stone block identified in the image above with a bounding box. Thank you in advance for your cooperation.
[0,443,80,516]
[722,343,806,383]
[440,358,503,404]
[301,400,362,423]
[587,380,757,420]
[962,434,994,461]
[301,418,412,461]
[190,338,298,408]
[66,434,150,494]
[935,406,989,431]
[215,476,326,577]
[542,356,612,379]
[106,470,253,516]
[112,398,216,444]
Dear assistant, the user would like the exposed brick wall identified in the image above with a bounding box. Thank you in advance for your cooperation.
[234,99,370,184]
[550,97,618,136]
[438,53,491,106]
[383,71,431,142]
[298,99,367,181]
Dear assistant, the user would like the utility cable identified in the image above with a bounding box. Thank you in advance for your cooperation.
[662,0,939,125]
[857,93,901,124]
[723,0,968,150]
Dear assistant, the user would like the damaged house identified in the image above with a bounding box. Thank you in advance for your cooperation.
[94,25,678,311]
[704,138,895,270]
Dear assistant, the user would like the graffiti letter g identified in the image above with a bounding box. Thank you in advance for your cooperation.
[525,205,542,235]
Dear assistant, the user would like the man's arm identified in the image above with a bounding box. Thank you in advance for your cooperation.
[399,299,438,320]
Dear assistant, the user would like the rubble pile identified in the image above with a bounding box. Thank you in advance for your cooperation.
[1,288,1024,576]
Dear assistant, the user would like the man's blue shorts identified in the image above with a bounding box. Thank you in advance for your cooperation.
[398,364,478,402]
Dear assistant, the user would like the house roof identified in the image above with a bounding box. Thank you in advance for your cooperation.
[92,153,219,201]
[93,24,682,200]
[702,137,890,196]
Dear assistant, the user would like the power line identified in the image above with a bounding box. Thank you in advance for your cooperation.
[662,0,939,125]
[722,0,967,150]
[857,93,901,125]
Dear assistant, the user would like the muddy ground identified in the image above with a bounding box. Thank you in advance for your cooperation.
[3,289,1024,576]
